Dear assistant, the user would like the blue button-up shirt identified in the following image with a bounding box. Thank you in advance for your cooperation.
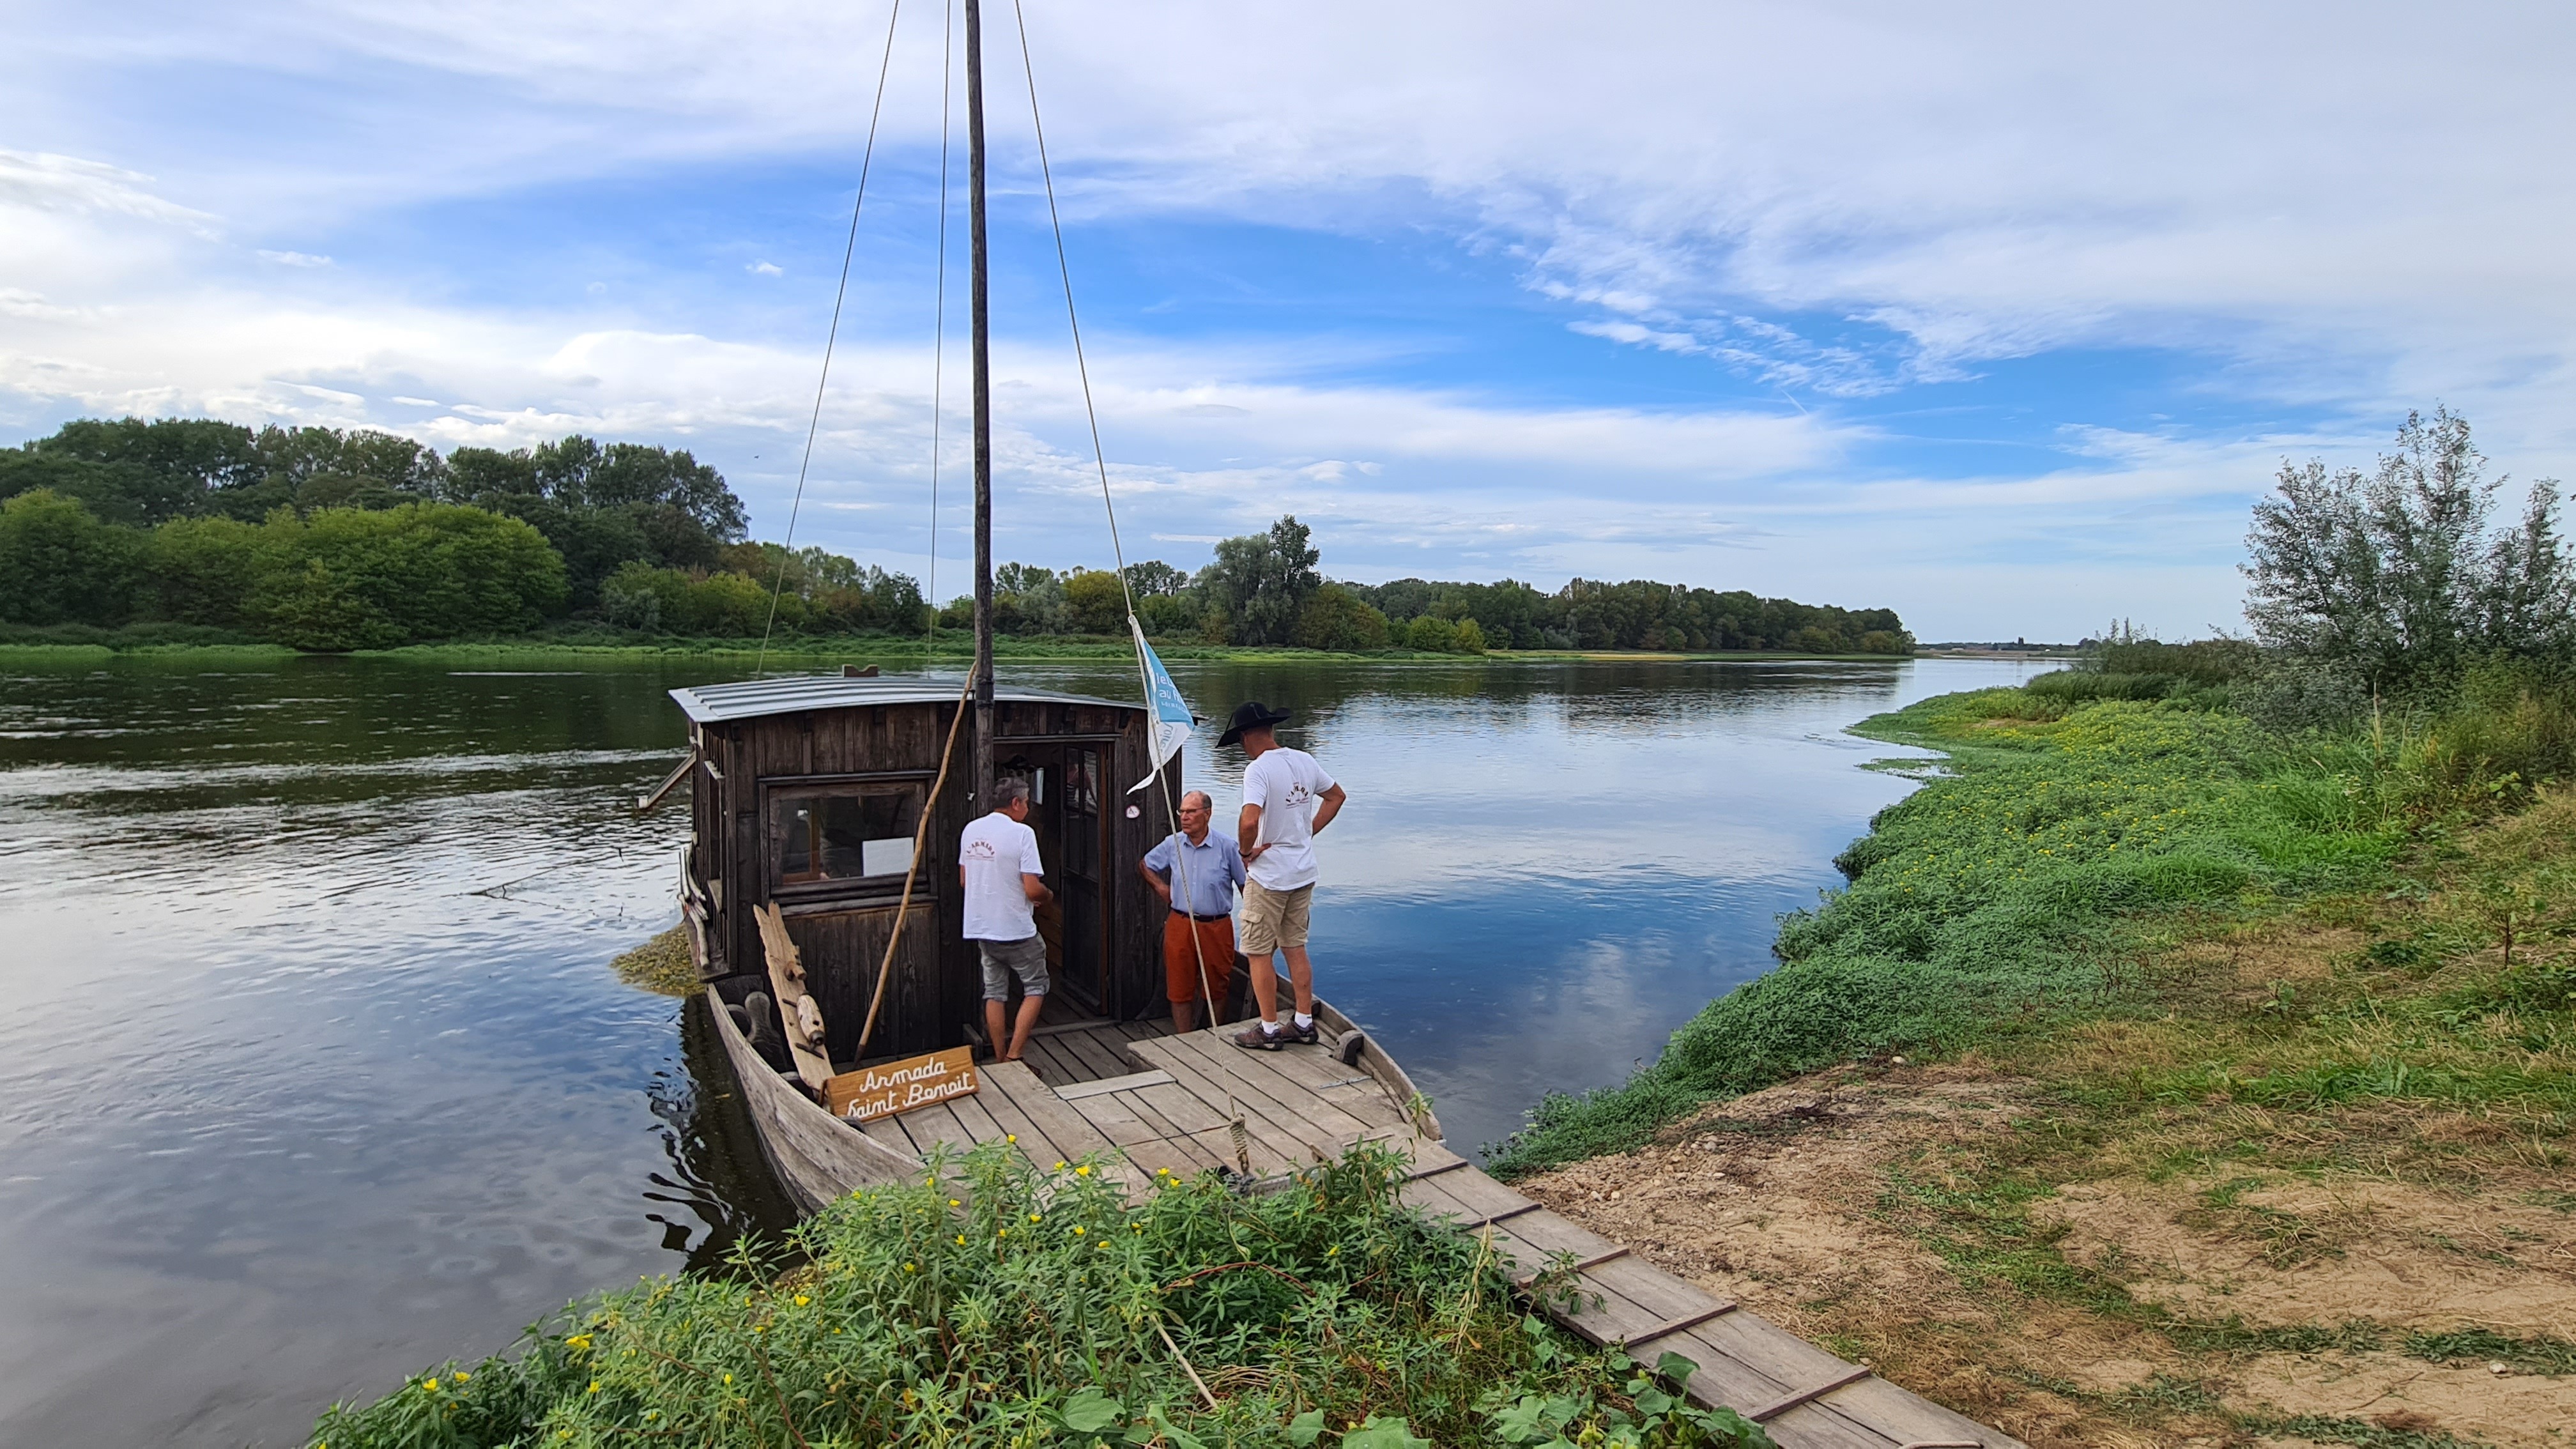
[1143,829,1247,918]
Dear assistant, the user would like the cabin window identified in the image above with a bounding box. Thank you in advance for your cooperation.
[768,781,925,894]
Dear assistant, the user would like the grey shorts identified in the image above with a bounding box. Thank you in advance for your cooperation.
[976,935,1050,1002]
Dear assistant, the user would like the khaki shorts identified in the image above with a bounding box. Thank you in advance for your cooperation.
[1238,880,1312,955]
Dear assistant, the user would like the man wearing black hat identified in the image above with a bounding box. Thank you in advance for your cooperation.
[1220,701,1346,1050]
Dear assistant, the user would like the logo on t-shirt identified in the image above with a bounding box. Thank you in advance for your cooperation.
[1281,782,1312,811]
[963,839,998,861]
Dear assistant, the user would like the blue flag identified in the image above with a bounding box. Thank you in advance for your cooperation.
[1129,616,1197,793]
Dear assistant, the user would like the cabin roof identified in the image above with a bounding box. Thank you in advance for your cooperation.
[669,674,1137,725]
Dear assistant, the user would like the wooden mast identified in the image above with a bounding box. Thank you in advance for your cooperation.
[965,0,995,803]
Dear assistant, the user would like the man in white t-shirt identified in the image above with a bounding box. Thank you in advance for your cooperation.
[1220,702,1347,1050]
[958,777,1053,1063]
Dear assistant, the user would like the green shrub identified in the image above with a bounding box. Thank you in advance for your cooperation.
[0,489,141,625]
[145,514,264,627]
[309,1143,1772,1449]
[243,503,567,650]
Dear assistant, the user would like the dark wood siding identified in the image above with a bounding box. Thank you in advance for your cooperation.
[688,693,1169,1065]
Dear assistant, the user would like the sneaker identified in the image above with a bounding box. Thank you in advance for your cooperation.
[1284,1016,1321,1046]
[1230,1023,1285,1051]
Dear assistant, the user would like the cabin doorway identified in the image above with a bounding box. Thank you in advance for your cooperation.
[996,741,1112,1016]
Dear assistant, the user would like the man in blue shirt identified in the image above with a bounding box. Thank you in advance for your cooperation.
[1138,790,1248,1034]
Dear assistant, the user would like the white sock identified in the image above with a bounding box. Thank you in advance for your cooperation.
[1294,1011,1313,1030]
[1262,1018,1284,1034]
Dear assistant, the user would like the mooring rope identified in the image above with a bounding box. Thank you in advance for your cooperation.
[755,0,905,680]
[1009,0,1225,1029]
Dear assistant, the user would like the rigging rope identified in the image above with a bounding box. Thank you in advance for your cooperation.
[756,0,906,679]
[1011,0,1226,1032]
[924,0,956,674]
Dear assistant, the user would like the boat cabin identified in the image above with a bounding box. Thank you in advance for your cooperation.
[667,675,1179,1066]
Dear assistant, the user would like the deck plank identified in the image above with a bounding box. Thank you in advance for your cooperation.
[1053,1027,1137,1080]
[963,1064,1082,1167]
[977,1062,1121,1168]
[1135,1034,1378,1155]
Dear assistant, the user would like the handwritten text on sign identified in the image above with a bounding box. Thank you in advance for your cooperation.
[827,1046,980,1122]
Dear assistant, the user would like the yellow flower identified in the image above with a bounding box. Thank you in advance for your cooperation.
[452,1371,470,1383]
[1029,1213,1041,1223]
[1054,1160,1066,1170]
[949,1199,961,1208]
[1326,1245,1338,1256]
[793,1295,809,1307]
[1073,1225,1085,1235]
[905,1262,917,1273]
[1075,1165,1092,1177]
[723,1373,733,1386]
[997,1228,1008,1238]
[955,1234,967,1245]
[1006,1134,1017,1144]
[587,1381,600,1395]
[566,1334,594,1351]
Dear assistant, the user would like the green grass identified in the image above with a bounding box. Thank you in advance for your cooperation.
[1487,691,2414,1175]
[309,1142,1775,1449]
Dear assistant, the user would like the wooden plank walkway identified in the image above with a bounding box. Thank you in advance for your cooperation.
[717,993,2018,1448]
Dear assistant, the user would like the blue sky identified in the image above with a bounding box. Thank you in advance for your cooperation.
[6,1,2574,639]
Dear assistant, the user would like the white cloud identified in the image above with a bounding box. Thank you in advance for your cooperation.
[256,249,334,267]
[8,3,2575,638]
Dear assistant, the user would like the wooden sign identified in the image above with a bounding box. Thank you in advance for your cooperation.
[827,1046,981,1123]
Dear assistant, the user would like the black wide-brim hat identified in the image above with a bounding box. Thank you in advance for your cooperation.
[1218,700,1293,747]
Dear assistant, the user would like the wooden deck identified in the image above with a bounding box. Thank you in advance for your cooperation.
[712,995,2021,1448]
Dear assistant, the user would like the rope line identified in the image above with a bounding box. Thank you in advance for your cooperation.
[924,0,955,673]
[756,0,905,679]
[1012,0,1227,1032]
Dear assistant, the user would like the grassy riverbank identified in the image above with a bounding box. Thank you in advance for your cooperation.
[1492,679,2575,1445]
[309,1142,1772,1449]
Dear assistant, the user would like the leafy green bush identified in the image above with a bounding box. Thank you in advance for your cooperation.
[247,503,568,650]
[310,1143,1770,1449]
[0,489,142,625]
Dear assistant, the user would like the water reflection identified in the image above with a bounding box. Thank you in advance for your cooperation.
[0,651,2041,1446]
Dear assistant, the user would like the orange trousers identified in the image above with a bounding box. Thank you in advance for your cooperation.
[1163,912,1238,1007]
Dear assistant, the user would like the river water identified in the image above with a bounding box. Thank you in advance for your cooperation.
[0,652,2039,1445]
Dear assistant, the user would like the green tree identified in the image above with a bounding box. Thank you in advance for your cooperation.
[0,418,264,525]
[1292,583,1390,651]
[1121,560,1191,597]
[1404,614,1459,652]
[247,503,566,650]
[678,571,776,636]
[1453,617,1489,654]
[1200,516,1320,645]
[145,515,264,626]
[1065,569,1128,633]
[2245,407,2575,696]
[0,490,141,624]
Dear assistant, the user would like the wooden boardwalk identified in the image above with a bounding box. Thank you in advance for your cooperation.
[715,998,2021,1448]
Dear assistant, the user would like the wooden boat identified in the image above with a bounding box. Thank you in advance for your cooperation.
[662,669,1441,1213]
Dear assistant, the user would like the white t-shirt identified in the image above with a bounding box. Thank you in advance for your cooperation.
[959,812,1044,940]
[1241,746,1337,891]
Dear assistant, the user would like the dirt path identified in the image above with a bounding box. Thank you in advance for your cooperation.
[1519,1064,2575,1448]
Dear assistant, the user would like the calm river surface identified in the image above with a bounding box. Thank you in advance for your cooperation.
[0,652,2041,1445]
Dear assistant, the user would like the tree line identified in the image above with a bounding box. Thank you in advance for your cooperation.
[953,515,1914,655]
[0,416,1913,655]
[0,417,922,648]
